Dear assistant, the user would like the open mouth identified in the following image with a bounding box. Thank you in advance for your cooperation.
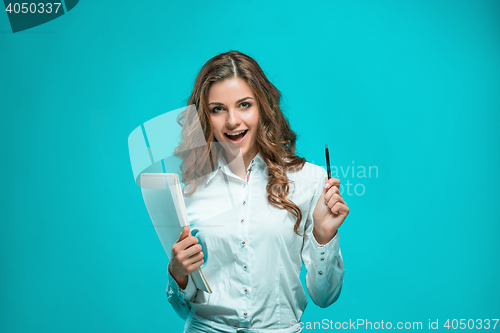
[224,129,248,143]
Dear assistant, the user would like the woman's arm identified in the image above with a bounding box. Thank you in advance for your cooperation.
[301,167,345,308]
[166,264,198,320]
[166,226,203,320]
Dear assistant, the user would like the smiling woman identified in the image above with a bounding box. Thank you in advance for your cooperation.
[208,79,260,179]
[166,50,349,333]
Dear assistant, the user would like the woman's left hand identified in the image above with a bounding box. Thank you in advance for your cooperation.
[312,177,350,239]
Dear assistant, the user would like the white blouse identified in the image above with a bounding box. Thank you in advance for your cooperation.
[166,152,344,333]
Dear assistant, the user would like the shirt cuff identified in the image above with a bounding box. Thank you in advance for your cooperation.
[167,266,198,302]
[310,229,340,267]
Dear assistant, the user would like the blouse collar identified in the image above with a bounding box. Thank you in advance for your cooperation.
[205,151,266,185]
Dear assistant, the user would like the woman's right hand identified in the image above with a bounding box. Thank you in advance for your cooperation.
[168,225,204,290]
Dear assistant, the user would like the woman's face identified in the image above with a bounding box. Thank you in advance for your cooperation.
[208,77,260,162]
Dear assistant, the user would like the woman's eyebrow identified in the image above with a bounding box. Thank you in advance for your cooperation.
[208,97,254,106]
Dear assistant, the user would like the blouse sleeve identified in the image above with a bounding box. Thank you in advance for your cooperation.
[300,166,345,308]
[166,265,198,320]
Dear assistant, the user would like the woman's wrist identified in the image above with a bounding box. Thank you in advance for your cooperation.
[168,264,188,290]
[174,275,188,290]
[313,226,338,245]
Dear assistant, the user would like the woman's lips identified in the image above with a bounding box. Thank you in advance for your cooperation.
[224,129,248,144]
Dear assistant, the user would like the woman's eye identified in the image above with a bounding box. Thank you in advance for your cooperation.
[211,103,250,113]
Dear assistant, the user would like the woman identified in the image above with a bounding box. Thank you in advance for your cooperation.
[167,50,349,333]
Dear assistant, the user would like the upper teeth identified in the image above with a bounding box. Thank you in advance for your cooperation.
[227,130,245,136]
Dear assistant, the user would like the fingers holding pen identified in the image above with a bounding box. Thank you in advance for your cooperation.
[324,177,340,191]
[323,177,347,213]
[324,177,342,200]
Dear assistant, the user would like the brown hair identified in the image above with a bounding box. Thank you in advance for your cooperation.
[174,50,308,236]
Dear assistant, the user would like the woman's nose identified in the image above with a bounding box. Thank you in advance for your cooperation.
[225,109,241,128]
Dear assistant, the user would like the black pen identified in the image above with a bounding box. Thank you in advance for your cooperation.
[325,144,331,179]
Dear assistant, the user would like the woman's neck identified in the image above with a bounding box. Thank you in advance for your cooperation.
[224,150,258,181]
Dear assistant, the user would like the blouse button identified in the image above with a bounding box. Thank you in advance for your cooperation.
[244,288,248,294]
[243,200,246,205]
[320,252,325,255]
[320,258,324,261]
[241,241,246,246]
[318,271,323,275]
[241,219,244,223]
[243,265,247,270]
[242,183,247,188]
[244,312,248,317]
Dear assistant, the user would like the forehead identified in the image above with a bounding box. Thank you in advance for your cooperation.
[208,78,255,102]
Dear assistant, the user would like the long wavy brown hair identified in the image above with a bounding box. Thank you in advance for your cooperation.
[174,50,309,236]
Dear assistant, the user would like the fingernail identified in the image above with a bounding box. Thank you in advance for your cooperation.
[324,183,330,189]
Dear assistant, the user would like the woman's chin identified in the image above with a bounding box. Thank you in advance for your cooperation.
[221,142,242,155]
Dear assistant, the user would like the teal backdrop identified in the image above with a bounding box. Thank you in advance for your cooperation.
[1,0,499,332]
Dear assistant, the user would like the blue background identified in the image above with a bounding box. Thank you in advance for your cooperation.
[1,0,499,332]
